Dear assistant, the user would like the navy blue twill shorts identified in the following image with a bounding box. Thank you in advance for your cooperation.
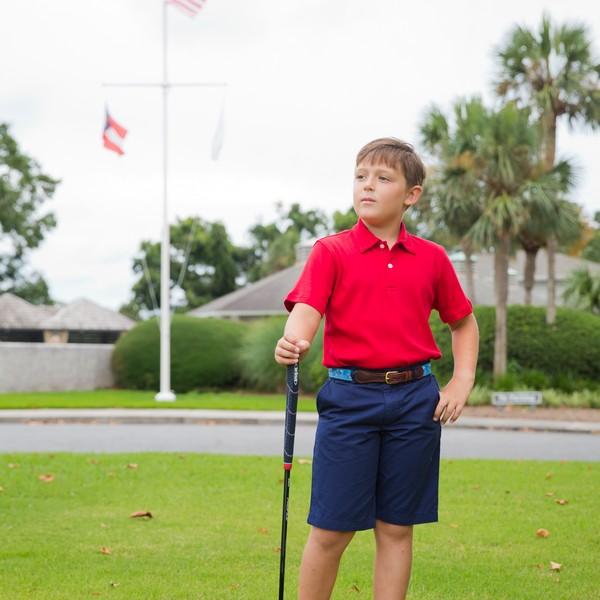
[308,369,442,531]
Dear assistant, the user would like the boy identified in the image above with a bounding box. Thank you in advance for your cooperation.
[274,137,479,600]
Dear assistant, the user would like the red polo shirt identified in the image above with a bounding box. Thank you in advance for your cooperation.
[283,217,473,369]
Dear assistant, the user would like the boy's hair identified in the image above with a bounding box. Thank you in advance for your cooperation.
[356,137,426,188]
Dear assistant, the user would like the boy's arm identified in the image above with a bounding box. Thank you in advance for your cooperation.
[434,312,479,424]
[274,303,322,365]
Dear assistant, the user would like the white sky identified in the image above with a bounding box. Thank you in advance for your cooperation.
[1,0,599,311]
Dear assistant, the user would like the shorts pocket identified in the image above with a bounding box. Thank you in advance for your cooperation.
[316,378,333,413]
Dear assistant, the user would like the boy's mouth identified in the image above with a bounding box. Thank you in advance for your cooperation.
[361,197,376,203]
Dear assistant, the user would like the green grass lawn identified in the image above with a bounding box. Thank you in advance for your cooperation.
[1,454,598,599]
[0,389,318,411]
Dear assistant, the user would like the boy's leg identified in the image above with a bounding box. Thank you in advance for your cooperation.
[298,526,355,600]
[373,519,413,600]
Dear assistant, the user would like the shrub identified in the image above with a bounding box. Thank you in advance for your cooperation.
[112,315,248,392]
[237,316,326,393]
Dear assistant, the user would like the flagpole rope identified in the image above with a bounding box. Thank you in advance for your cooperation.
[141,253,160,328]
[173,219,197,294]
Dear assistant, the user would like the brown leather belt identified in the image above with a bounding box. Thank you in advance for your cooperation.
[352,364,428,384]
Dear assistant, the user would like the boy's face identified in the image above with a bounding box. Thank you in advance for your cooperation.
[353,160,422,228]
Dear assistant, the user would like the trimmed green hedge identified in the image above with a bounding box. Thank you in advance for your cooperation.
[111,315,248,393]
[111,306,599,395]
[430,306,600,391]
[239,305,599,394]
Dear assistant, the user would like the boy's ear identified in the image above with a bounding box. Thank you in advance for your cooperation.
[404,185,423,208]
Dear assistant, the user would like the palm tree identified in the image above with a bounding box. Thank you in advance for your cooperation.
[420,102,486,302]
[421,98,566,378]
[519,194,582,305]
[495,13,600,323]
[563,268,600,315]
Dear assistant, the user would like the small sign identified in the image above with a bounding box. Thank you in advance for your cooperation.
[491,391,542,407]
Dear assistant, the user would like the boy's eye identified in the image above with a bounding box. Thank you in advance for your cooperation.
[379,177,389,181]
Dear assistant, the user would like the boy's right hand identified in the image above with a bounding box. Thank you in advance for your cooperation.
[274,335,311,365]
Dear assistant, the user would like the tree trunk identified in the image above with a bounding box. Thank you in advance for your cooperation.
[544,111,558,324]
[524,248,538,305]
[546,236,557,324]
[461,238,476,304]
[493,234,510,379]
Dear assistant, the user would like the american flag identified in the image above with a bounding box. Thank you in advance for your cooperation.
[103,109,127,156]
[167,0,207,17]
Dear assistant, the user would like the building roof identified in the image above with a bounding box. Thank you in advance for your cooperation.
[39,298,136,331]
[0,294,135,331]
[0,293,60,328]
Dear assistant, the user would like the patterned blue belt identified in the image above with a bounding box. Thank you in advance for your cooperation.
[328,362,431,383]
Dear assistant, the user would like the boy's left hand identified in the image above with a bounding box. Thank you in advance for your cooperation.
[433,378,473,424]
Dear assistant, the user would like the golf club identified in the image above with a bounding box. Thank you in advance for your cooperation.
[278,361,299,599]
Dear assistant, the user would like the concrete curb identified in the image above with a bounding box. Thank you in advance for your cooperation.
[0,409,599,434]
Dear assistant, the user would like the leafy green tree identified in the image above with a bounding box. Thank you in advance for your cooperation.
[120,216,241,319]
[245,201,329,281]
[0,123,59,303]
[495,13,600,322]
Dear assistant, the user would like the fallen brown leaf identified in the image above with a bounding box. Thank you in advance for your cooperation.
[536,528,550,538]
[472,484,480,490]
[555,499,569,505]
[545,472,553,480]
[129,510,153,519]
[351,583,360,592]
[109,582,119,588]
[38,474,54,483]
[258,527,269,535]
[449,523,459,529]
[544,492,554,497]
[126,463,138,469]
[549,561,561,571]
[273,546,281,553]
[100,546,112,555]
[297,459,312,465]
[7,463,20,469]
[0,486,4,493]
[88,458,99,465]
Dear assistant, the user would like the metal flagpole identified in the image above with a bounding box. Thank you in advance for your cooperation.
[156,0,174,401]
[102,1,227,402]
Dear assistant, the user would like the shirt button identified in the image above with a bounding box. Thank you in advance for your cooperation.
[387,263,393,268]
[379,243,385,249]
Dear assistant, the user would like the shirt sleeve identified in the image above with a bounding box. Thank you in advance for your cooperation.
[433,249,473,323]
[283,240,336,316]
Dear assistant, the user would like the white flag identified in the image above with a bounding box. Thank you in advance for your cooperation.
[211,101,225,161]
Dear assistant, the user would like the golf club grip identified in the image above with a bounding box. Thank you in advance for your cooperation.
[283,362,299,469]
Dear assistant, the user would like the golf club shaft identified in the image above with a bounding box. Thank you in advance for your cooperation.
[279,362,299,599]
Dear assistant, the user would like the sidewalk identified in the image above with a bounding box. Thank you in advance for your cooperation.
[1,408,599,434]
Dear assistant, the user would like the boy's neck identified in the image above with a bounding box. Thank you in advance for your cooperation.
[361,215,405,247]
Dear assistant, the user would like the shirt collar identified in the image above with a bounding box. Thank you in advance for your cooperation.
[351,218,416,255]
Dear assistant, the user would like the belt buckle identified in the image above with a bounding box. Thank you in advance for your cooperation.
[384,370,399,384]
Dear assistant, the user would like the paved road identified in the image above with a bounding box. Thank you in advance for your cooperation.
[1,422,599,461]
